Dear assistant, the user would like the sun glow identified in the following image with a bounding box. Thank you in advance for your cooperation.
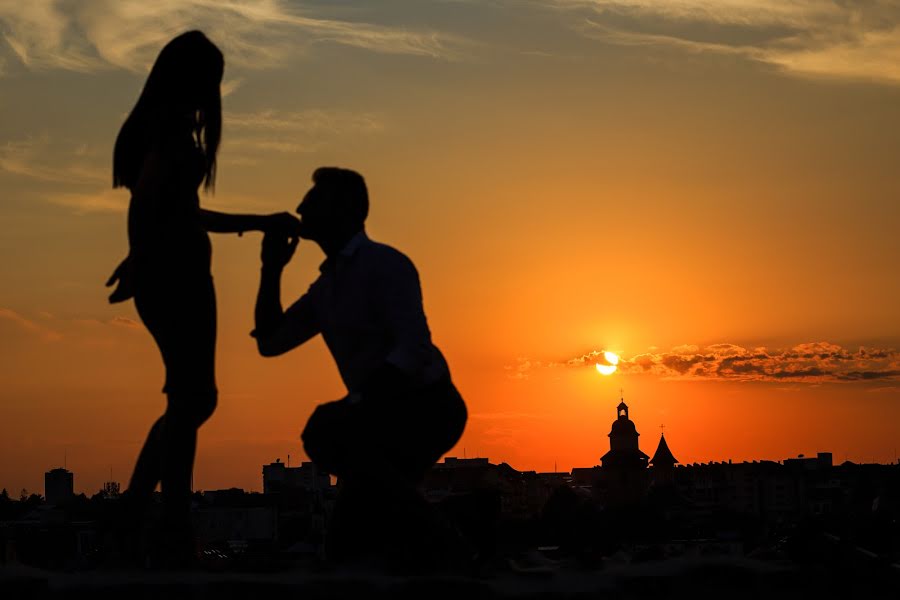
[595,351,620,376]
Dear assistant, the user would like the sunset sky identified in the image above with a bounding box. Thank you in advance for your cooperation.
[1,0,899,496]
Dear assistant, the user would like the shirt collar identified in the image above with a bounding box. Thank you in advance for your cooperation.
[319,230,368,272]
[340,230,368,258]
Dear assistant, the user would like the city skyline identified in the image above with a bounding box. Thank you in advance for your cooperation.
[1,1,899,496]
[14,395,897,498]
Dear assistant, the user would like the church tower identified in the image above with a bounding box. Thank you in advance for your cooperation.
[599,393,649,506]
[608,399,641,453]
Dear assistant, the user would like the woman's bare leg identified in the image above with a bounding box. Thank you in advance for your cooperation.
[159,412,198,533]
[128,416,165,502]
[158,390,216,560]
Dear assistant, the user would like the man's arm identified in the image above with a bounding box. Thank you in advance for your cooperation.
[253,233,320,356]
[254,260,287,348]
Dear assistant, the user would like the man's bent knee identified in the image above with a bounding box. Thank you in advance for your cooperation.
[302,401,354,476]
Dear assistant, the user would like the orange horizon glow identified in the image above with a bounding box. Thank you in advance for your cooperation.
[1,2,899,496]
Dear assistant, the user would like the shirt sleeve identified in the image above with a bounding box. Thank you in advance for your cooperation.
[255,280,322,356]
[376,251,434,378]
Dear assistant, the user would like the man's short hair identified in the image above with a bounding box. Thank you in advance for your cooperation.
[312,167,368,227]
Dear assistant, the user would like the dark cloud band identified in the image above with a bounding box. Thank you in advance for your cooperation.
[511,342,900,383]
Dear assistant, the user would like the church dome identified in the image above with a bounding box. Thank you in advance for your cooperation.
[610,417,637,436]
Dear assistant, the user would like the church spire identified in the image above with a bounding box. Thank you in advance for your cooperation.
[650,432,678,467]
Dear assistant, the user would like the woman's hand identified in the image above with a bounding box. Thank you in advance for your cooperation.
[106,255,135,304]
[261,232,299,270]
[264,212,301,237]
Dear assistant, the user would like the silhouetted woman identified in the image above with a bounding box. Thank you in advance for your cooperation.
[106,31,297,562]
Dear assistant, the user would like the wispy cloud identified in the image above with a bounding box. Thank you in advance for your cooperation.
[227,109,384,135]
[504,357,543,380]
[0,0,468,76]
[222,108,386,160]
[0,1,99,72]
[109,316,141,329]
[544,0,900,85]
[0,135,122,212]
[0,307,62,342]
[548,0,839,27]
[1,109,383,207]
[221,77,244,98]
[48,188,127,214]
[0,308,146,343]
[481,426,527,450]
[470,411,549,420]
[511,341,900,383]
[0,136,106,185]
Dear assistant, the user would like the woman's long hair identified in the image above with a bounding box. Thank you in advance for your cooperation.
[113,31,223,192]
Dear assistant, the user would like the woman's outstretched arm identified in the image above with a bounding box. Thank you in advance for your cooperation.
[200,209,299,237]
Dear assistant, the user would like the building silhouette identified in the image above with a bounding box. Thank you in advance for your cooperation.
[100,481,120,500]
[193,489,279,552]
[44,468,73,506]
[262,459,330,494]
[650,433,679,487]
[599,397,650,506]
[424,457,557,519]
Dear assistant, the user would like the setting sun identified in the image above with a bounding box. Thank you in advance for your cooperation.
[595,351,620,376]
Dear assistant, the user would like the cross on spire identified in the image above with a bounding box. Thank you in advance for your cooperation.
[660,424,666,436]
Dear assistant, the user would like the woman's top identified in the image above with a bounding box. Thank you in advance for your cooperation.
[127,123,212,290]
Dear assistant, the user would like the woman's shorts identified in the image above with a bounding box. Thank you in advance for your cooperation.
[134,275,217,398]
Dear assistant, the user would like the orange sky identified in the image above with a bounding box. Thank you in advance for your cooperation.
[1,1,899,495]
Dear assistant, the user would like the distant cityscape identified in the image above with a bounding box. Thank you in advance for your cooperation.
[2,396,898,574]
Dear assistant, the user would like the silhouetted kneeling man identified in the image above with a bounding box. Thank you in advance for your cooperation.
[253,167,467,567]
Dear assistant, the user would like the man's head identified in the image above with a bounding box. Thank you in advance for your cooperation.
[296,167,368,245]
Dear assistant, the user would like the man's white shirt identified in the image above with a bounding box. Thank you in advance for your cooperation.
[257,231,450,393]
